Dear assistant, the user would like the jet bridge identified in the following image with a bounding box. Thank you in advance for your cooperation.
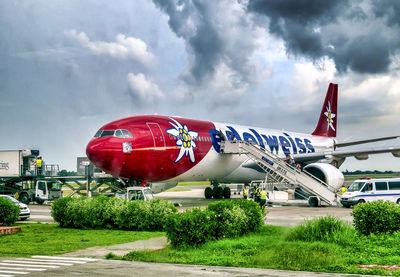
[220,140,340,206]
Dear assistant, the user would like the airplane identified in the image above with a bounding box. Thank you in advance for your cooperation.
[86,83,400,199]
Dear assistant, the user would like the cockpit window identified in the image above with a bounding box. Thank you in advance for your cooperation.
[115,129,124,138]
[94,130,103,137]
[94,129,133,138]
[101,130,115,137]
[122,129,133,138]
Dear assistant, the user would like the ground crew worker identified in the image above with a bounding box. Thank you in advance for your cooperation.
[253,186,260,202]
[340,186,347,195]
[36,156,43,176]
[243,185,248,199]
[260,189,267,208]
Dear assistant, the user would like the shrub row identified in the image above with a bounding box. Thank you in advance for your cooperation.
[285,216,356,245]
[286,200,400,244]
[165,199,265,248]
[0,197,19,226]
[51,196,177,231]
[352,200,400,235]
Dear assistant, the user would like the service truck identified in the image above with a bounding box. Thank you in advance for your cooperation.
[0,150,62,204]
[115,186,154,201]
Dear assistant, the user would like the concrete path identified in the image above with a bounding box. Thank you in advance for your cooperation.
[61,236,168,258]
[26,260,381,277]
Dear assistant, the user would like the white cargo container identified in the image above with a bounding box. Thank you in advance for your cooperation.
[0,150,24,177]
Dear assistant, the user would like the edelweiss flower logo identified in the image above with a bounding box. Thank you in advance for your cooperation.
[324,101,336,131]
[166,118,199,163]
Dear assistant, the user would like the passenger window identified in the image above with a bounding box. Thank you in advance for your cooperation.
[122,129,133,138]
[375,182,388,191]
[388,181,400,190]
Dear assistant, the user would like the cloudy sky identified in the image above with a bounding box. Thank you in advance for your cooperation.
[1,0,400,171]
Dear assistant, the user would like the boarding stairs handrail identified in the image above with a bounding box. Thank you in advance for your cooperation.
[220,140,339,205]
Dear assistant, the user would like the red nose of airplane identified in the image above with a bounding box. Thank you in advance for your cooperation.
[86,138,121,174]
[86,139,106,170]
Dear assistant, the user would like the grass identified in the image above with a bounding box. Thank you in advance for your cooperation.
[165,188,192,192]
[124,224,400,276]
[344,173,400,182]
[176,181,210,186]
[0,223,164,257]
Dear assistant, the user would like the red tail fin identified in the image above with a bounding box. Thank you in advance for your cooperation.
[312,83,338,137]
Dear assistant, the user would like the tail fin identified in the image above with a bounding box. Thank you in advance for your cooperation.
[312,83,338,137]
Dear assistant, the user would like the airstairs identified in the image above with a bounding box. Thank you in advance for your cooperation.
[220,140,340,206]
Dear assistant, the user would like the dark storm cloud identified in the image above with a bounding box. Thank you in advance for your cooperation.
[371,0,400,26]
[152,0,257,91]
[248,0,400,74]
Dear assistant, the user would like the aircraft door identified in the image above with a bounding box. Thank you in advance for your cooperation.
[147,123,166,150]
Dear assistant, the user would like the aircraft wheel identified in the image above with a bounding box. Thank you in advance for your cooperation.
[213,187,224,199]
[308,196,320,207]
[19,193,30,205]
[223,187,231,199]
[35,198,45,204]
[204,187,213,199]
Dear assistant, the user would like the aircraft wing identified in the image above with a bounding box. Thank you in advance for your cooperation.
[293,146,400,164]
[334,136,399,148]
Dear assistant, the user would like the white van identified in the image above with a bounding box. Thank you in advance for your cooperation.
[341,178,400,207]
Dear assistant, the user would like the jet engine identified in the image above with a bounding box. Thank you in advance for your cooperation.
[303,163,344,190]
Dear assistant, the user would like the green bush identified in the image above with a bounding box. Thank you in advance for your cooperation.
[285,216,356,245]
[63,197,88,228]
[231,199,265,232]
[53,196,107,229]
[105,198,177,231]
[207,201,251,238]
[352,200,400,235]
[51,197,74,227]
[81,196,112,229]
[51,197,177,231]
[207,200,264,233]
[140,198,178,231]
[166,200,265,248]
[0,197,19,226]
[165,208,217,248]
[102,197,127,229]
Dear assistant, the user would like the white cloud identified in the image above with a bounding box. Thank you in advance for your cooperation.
[278,58,337,113]
[291,58,336,94]
[211,63,248,99]
[65,29,154,66]
[127,73,165,104]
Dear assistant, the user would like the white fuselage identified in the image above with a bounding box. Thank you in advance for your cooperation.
[165,121,335,184]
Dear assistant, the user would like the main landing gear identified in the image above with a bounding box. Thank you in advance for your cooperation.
[204,182,231,199]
